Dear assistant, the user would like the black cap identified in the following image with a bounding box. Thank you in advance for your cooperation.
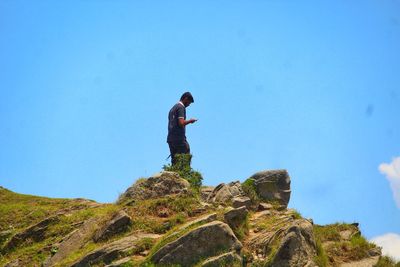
[180,92,194,103]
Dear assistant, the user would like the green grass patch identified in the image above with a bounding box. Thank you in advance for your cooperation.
[313,223,357,242]
[375,256,400,267]
[314,239,329,267]
[242,178,260,207]
[163,154,203,189]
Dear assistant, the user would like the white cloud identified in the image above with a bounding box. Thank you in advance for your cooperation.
[371,233,400,261]
[379,157,400,208]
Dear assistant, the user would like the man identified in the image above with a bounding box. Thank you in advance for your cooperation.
[167,92,197,165]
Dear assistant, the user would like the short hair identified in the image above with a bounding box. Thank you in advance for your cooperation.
[180,92,194,103]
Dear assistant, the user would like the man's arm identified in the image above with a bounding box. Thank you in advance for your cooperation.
[179,118,197,127]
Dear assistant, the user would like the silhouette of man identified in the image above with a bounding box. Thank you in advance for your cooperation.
[167,92,197,165]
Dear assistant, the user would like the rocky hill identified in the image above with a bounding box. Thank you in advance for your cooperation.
[0,169,398,267]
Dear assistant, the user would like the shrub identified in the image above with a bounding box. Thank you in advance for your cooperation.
[241,178,260,206]
[163,154,203,189]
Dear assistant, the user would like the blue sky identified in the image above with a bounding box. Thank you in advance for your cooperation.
[1,0,400,258]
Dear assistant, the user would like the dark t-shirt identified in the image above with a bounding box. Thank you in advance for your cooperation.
[167,103,186,143]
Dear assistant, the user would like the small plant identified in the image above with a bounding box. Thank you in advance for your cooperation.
[241,178,260,206]
[163,154,203,189]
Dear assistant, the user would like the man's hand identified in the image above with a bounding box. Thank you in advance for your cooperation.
[188,118,198,124]
[179,118,198,127]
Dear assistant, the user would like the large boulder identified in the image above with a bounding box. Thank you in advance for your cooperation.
[93,210,132,242]
[232,196,252,209]
[72,233,160,267]
[44,218,100,267]
[248,170,291,208]
[224,207,249,229]
[201,251,242,267]
[271,219,317,267]
[207,181,244,204]
[200,186,215,201]
[118,171,190,203]
[150,221,242,266]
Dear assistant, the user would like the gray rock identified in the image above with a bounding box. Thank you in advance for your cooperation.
[202,251,242,267]
[93,210,132,242]
[104,256,132,267]
[368,247,382,257]
[271,219,317,267]
[118,172,190,203]
[258,202,273,211]
[224,207,249,229]
[207,181,244,204]
[44,218,100,266]
[200,186,215,201]
[150,221,242,266]
[232,196,252,209]
[3,215,59,252]
[72,233,160,267]
[248,170,291,208]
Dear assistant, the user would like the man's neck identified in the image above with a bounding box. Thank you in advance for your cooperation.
[178,101,185,107]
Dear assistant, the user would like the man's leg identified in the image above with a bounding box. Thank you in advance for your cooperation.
[168,142,187,165]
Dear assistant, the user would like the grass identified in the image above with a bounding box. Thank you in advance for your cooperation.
[313,223,358,242]
[314,239,329,267]
[374,256,400,267]
[0,187,87,232]
[123,194,203,235]
[0,187,123,266]
[241,178,260,207]
[289,209,303,220]
[313,223,378,265]
[163,153,203,189]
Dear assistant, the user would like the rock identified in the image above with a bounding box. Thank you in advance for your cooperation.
[180,213,217,229]
[44,218,100,266]
[232,196,252,209]
[271,219,317,267]
[93,210,132,242]
[250,210,271,221]
[72,233,160,267]
[368,247,382,257]
[338,224,361,241]
[4,259,21,267]
[248,170,291,208]
[200,186,215,201]
[224,207,249,229]
[207,181,244,204]
[201,251,242,267]
[339,256,380,267]
[118,172,190,203]
[160,213,218,243]
[104,257,132,267]
[258,202,273,211]
[150,221,242,266]
[3,215,59,252]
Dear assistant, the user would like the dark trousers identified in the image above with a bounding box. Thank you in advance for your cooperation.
[168,140,190,165]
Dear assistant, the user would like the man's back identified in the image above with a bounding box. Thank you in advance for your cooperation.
[167,102,186,143]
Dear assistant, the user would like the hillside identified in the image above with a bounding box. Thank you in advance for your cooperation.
[1,166,399,267]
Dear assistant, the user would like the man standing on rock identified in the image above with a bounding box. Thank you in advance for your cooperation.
[167,92,197,165]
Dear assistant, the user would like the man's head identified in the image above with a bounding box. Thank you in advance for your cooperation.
[180,92,194,107]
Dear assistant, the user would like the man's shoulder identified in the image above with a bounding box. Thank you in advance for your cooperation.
[171,103,185,111]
